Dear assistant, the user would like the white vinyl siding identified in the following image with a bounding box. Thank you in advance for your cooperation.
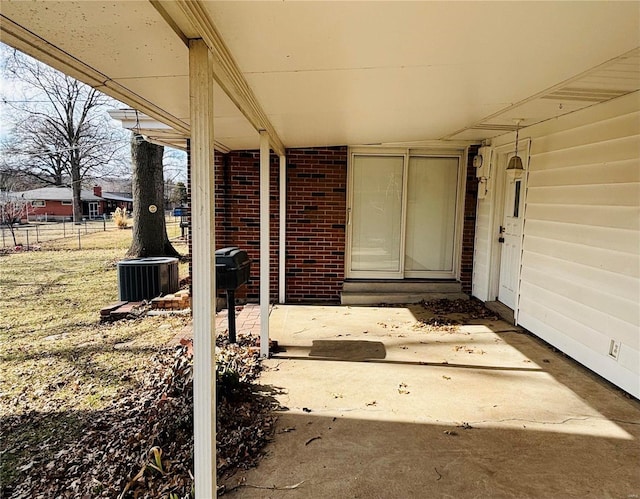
[519,92,639,398]
[472,177,495,301]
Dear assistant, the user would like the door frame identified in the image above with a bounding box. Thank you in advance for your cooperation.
[88,201,99,220]
[486,138,531,322]
[345,146,467,280]
[347,149,407,279]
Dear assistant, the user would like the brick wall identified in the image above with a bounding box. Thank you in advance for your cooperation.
[212,146,348,303]
[186,144,474,302]
[285,146,348,302]
[214,150,280,301]
[460,145,479,294]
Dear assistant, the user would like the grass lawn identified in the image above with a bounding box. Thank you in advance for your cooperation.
[0,224,190,491]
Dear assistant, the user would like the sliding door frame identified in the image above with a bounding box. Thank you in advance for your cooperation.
[346,146,467,280]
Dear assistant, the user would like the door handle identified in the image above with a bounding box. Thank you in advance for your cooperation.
[498,237,505,243]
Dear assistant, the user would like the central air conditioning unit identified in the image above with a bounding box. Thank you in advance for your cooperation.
[117,257,179,301]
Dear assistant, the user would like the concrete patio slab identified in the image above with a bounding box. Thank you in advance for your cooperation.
[221,304,640,498]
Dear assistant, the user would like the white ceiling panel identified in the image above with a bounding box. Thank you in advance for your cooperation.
[1,1,639,150]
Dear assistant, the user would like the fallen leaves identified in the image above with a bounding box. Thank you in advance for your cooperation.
[413,298,500,332]
[454,345,486,355]
[422,298,500,320]
[4,332,277,498]
[398,383,410,395]
[457,422,474,430]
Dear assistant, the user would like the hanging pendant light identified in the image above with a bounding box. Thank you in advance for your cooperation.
[507,119,524,171]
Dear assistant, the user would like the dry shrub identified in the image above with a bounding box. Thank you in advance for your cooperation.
[112,207,129,229]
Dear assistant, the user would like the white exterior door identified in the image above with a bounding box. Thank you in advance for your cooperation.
[89,202,99,220]
[498,164,525,309]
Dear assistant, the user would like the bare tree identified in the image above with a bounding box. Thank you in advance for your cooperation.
[1,47,128,221]
[126,134,180,258]
[170,182,188,207]
[0,191,28,246]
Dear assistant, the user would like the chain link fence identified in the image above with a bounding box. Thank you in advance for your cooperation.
[2,217,182,250]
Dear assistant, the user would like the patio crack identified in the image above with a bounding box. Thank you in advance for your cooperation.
[465,416,640,426]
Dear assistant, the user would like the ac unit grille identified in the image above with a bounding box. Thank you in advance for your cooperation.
[117,257,179,301]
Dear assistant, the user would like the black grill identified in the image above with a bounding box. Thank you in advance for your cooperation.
[215,247,251,342]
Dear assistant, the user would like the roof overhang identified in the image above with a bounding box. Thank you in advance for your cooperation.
[1,1,639,150]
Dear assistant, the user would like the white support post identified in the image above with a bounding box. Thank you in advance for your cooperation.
[278,154,286,304]
[189,39,216,499]
[260,131,270,357]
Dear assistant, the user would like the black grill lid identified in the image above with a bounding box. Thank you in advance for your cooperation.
[214,247,250,269]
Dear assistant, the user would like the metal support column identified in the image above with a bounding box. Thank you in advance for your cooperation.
[260,131,270,357]
[279,154,286,304]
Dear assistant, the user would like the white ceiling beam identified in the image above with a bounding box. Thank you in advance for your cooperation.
[171,1,286,156]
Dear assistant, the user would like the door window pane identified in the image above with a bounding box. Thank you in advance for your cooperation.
[513,180,521,218]
[351,155,404,272]
[405,157,458,272]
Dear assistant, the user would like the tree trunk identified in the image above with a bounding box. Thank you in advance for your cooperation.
[126,134,180,258]
[71,171,82,224]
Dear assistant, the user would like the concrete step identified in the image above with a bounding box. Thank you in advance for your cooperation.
[341,280,466,305]
[342,279,462,294]
[340,291,468,305]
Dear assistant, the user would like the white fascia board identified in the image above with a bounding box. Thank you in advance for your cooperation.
[108,109,230,153]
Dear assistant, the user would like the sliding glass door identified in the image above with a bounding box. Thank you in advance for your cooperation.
[350,155,405,276]
[347,151,461,279]
[404,156,459,276]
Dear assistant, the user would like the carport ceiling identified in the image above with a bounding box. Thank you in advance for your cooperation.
[1,1,639,151]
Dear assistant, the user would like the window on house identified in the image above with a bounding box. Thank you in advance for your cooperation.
[513,180,521,218]
[61,201,72,205]
[31,200,46,207]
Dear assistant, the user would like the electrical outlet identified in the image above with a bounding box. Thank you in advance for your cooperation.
[608,339,621,360]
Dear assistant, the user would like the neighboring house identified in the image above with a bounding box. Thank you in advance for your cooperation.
[16,186,132,221]
[2,3,638,491]
[96,187,134,215]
